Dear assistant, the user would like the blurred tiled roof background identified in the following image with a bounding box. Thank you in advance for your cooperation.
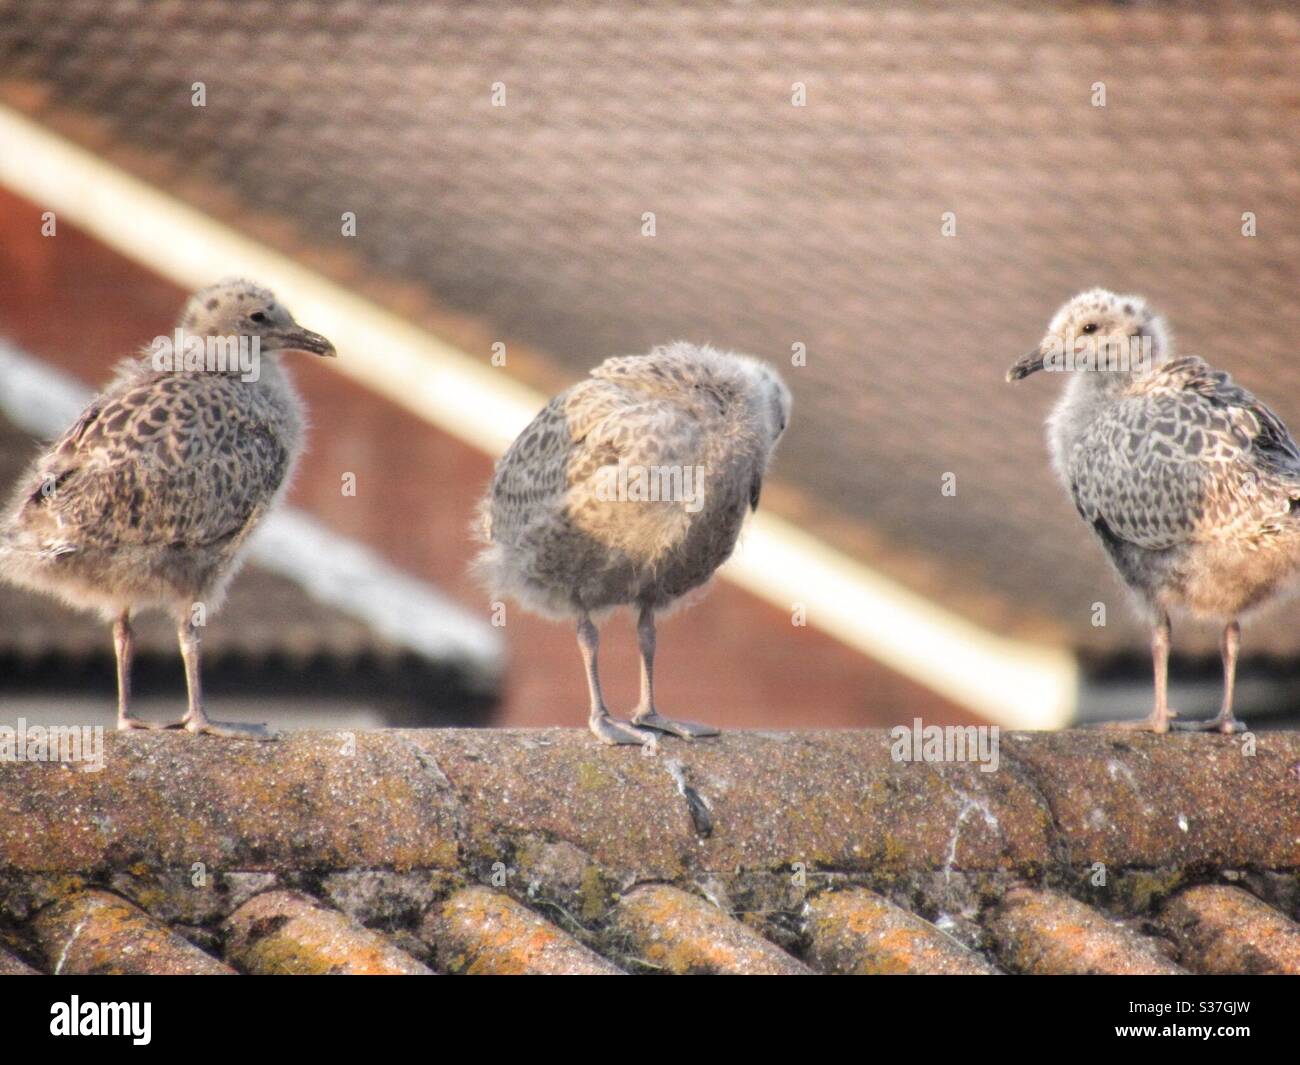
[1,0,1298,656]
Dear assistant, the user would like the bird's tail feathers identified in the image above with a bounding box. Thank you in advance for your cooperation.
[0,530,77,570]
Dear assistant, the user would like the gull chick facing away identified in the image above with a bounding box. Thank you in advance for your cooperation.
[0,279,336,738]
[476,342,791,746]
[1008,288,1300,734]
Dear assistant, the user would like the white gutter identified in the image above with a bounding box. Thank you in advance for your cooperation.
[0,103,1076,727]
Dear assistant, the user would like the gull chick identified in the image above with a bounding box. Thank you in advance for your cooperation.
[0,279,335,738]
[1008,288,1300,733]
[476,342,791,745]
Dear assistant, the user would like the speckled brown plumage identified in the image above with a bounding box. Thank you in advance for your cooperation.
[1009,288,1300,734]
[477,342,791,746]
[0,278,335,737]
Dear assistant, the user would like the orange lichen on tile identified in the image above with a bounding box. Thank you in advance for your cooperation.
[31,889,234,975]
[989,887,1183,975]
[806,888,997,975]
[614,884,810,974]
[1162,884,1300,975]
[223,889,432,975]
[422,886,622,975]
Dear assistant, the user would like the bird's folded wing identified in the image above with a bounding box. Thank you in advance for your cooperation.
[591,345,736,408]
[489,380,709,540]
[488,389,589,523]
[568,399,706,489]
[1069,357,1300,550]
[9,388,287,554]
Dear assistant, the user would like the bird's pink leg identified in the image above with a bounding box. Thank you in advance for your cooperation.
[177,617,276,740]
[114,611,173,731]
[578,612,656,746]
[629,605,720,740]
[1174,619,1246,734]
[1105,611,1175,733]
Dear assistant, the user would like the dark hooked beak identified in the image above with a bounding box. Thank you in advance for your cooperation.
[1006,346,1045,382]
[273,327,337,358]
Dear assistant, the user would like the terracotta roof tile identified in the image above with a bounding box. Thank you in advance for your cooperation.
[989,887,1184,976]
[613,883,811,974]
[422,885,622,975]
[1161,884,1300,975]
[805,888,997,975]
[223,889,433,975]
[31,889,235,975]
[0,944,39,975]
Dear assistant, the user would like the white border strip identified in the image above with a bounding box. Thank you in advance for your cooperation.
[0,340,502,685]
[0,104,1076,728]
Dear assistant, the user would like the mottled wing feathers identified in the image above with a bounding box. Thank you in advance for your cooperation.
[487,376,706,547]
[591,345,740,412]
[572,398,704,485]
[485,391,578,540]
[9,374,290,555]
[1069,357,1300,550]
[7,396,101,511]
[591,347,708,390]
[478,344,783,616]
[1173,359,1300,476]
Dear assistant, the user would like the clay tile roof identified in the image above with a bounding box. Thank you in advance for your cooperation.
[224,890,433,976]
[1,2,1297,659]
[426,886,622,975]
[806,887,996,975]
[2,728,1298,975]
[989,886,1185,975]
[31,890,237,976]
[1161,884,1300,975]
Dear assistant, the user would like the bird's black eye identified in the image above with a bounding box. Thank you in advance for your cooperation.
[249,312,268,324]
[1081,323,1099,334]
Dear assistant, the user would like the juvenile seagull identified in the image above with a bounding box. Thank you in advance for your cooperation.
[477,343,791,745]
[1008,288,1300,734]
[0,279,335,738]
